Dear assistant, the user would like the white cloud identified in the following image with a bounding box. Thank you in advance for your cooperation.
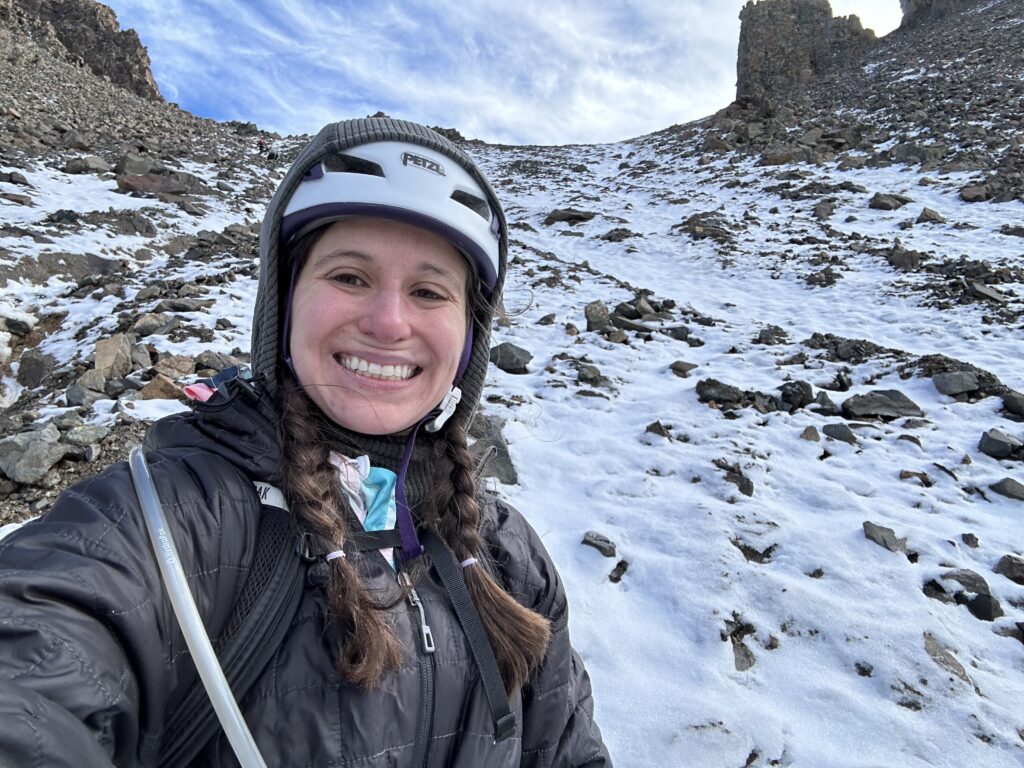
[829,1,903,35]
[103,1,906,145]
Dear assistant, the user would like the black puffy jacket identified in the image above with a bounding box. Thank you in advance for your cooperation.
[0,386,611,767]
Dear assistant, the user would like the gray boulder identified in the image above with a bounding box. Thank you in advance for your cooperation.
[131,343,153,370]
[778,381,813,410]
[670,361,699,378]
[714,460,753,497]
[923,633,972,686]
[196,350,239,372]
[842,390,924,420]
[584,301,612,332]
[863,521,906,553]
[132,312,173,337]
[577,364,611,389]
[66,369,108,407]
[62,425,111,447]
[813,200,835,220]
[64,156,111,174]
[660,326,691,342]
[810,391,840,416]
[16,348,56,387]
[154,355,197,379]
[932,371,979,396]
[468,414,517,485]
[614,302,641,320]
[115,153,158,175]
[610,314,654,334]
[154,298,215,313]
[582,531,617,558]
[916,207,946,224]
[755,325,788,345]
[489,343,532,375]
[978,429,1023,459]
[543,208,596,226]
[0,424,70,484]
[869,192,910,210]
[645,421,672,438]
[991,478,1024,500]
[966,594,1003,622]
[608,559,629,584]
[941,569,990,596]
[994,555,1024,585]
[1003,391,1024,417]
[968,282,1007,303]
[823,423,857,444]
[696,379,744,406]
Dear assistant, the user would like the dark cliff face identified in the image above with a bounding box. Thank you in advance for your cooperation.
[0,0,161,101]
[900,0,977,27]
[735,0,876,107]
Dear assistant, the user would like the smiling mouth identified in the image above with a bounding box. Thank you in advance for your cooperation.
[335,354,420,381]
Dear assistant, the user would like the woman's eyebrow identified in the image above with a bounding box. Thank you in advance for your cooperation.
[416,261,460,281]
[311,249,372,267]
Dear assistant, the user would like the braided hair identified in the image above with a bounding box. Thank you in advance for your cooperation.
[425,419,552,693]
[278,378,404,688]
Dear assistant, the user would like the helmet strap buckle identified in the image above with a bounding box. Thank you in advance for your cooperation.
[425,386,462,433]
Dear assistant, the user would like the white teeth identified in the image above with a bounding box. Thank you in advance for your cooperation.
[338,355,416,381]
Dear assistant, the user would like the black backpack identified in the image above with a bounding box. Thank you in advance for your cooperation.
[158,498,306,767]
[154,494,514,766]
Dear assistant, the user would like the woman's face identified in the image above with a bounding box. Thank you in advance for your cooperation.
[289,217,469,435]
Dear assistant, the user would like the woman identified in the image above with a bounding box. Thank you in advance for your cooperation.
[0,118,611,767]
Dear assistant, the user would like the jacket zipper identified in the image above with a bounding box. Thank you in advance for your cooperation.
[400,572,435,768]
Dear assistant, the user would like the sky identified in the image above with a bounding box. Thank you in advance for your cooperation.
[105,1,904,146]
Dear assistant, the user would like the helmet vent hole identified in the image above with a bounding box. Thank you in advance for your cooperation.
[323,153,385,177]
[450,190,491,222]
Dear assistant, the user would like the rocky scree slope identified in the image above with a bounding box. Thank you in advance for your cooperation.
[0,2,290,517]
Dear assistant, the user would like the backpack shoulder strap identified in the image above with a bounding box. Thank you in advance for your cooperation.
[158,485,306,768]
[421,529,517,742]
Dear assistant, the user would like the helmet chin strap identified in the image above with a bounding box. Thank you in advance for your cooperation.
[424,322,474,433]
[425,386,461,433]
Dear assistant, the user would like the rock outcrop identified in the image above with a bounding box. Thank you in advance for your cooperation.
[900,0,977,28]
[736,0,876,108]
[0,0,161,100]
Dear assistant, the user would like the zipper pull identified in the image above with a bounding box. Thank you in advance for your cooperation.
[407,587,436,654]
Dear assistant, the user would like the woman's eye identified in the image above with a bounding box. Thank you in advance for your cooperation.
[330,273,363,286]
[414,288,449,301]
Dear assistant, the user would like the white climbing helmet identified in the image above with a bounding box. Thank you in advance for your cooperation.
[280,141,501,292]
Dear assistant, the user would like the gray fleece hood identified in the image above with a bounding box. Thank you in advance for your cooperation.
[250,117,508,437]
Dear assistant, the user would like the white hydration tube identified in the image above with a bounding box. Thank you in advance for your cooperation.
[128,446,268,768]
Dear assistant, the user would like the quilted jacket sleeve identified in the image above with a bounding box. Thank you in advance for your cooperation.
[484,497,613,768]
[0,451,256,768]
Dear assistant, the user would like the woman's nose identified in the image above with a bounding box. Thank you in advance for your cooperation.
[357,289,411,342]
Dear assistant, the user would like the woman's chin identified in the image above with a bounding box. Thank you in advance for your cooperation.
[318,399,418,436]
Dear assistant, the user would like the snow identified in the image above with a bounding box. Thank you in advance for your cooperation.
[468,137,1024,766]
[2,124,1024,766]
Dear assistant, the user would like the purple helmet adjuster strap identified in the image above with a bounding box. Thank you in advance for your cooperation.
[395,323,474,560]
